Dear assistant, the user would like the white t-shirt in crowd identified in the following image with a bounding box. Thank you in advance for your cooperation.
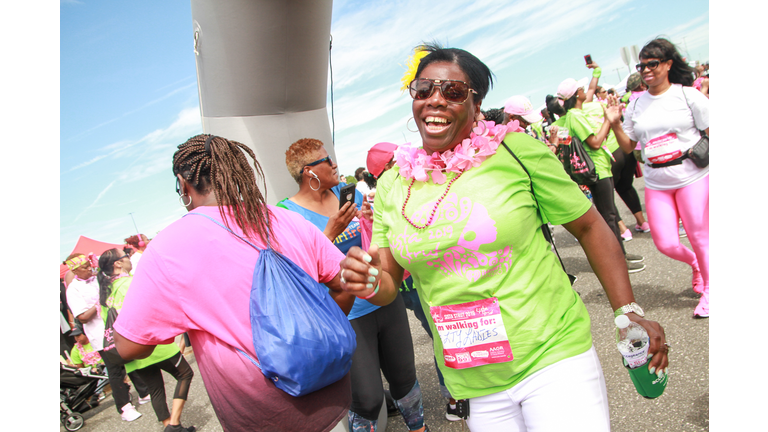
[66,278,105,351]
[622,84,709,190]
[130,251,142,275]
[356,181,372,196]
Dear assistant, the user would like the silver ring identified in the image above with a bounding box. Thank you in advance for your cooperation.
[340,269,346,283]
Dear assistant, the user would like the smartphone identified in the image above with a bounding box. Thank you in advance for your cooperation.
[584,54,593,65]
[339,184,357,209]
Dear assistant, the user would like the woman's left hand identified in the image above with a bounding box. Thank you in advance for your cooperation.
[628,314,670,376]
[358,200,373,222]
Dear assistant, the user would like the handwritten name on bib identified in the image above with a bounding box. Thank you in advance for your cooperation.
[430,297,513,369]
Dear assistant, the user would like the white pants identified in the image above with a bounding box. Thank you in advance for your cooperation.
[466,346,611,432]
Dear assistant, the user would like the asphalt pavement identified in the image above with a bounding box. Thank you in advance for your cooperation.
[63,177,708,432]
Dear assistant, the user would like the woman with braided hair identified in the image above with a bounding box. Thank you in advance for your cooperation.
[113,134,358,432]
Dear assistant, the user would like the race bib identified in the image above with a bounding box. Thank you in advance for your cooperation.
[644,132,685,164]
[430,297,513,369]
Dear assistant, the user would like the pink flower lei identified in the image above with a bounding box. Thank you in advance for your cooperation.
[395,120,522,184]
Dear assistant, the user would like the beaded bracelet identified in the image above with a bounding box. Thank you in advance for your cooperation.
[359,281,380,300]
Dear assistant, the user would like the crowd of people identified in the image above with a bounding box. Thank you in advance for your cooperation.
[59,37,707,432]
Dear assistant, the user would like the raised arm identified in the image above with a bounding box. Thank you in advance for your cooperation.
[583,117,613,150]
[604,95,637,154]
[584,62,601,102]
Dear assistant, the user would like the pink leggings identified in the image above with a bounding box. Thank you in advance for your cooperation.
[645,175,709,289]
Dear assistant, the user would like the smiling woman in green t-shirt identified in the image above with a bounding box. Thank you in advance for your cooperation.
[337,44,669,431]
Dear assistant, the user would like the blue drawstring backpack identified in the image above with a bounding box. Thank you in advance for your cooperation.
[186,212,357,397]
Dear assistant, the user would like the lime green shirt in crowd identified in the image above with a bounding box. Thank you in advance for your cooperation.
[371,132,594,400]
[564,103,615,179]
[103,276,179,373]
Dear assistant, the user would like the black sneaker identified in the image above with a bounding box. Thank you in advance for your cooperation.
[164,425,196,432]
[625,253,644,263]
[445,403,461,422]
[627,261,646,274]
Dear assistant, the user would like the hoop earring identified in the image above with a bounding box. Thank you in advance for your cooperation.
[473,117,489,135]
[309,177,321,191]
[179,194,192,207]
[406,117,419,133]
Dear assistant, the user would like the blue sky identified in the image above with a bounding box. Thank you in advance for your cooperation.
[58,0,709,260]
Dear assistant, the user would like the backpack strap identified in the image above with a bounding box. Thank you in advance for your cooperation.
[183,212,265,252]
[500,141,569,276]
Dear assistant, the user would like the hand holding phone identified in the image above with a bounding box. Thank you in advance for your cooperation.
[339,184,356,209]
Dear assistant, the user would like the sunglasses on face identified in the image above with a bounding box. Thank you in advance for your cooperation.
[305,155,334,168]
[409,78,478,104]
[175,178,181,195]
[636,60,663,72]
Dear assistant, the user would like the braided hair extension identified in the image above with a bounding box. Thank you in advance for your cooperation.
[97,249,123,307]
[172,134,277,249]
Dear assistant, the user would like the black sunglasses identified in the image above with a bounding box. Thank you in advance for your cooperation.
[175,177,181,195]
[409,78,478,104]
[636,60,664,72]
[305,155,334,168]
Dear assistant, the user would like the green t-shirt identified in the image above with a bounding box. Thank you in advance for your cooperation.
[564,105,615,179]
[372,132,593,399]
[70,342,103,367]
[103,276,180,373]
[581,101,619,153]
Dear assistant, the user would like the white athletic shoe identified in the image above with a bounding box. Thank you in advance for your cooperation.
[121,403,142,422]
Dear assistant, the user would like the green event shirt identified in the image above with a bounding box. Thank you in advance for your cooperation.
[70,342,103,366]
[564,104,616,179]
[372,132,594,399]
[103,276,179,373]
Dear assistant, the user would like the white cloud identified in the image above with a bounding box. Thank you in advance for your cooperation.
[65,154,108,172]
[64,81,198,143]
[73,180,116,222]
[68,106,202,223]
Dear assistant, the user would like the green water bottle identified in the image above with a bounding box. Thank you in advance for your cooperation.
[615,314,668,399]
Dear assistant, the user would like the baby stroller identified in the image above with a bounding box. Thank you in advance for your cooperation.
[60,363,109,431]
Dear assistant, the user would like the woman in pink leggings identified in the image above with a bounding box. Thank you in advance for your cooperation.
[607,38,709,318]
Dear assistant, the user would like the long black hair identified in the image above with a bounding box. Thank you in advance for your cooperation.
[363,171,377,189]
[97,248,123,308]
[639,37,696,86]
[545,95,564,118]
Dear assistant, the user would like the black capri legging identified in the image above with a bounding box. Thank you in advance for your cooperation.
[349,292,418,420]
[133,351,194,422]
[587,176,626,255]
[611,148,643,215]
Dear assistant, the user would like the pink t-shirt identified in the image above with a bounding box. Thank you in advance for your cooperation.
[114,205,350,432]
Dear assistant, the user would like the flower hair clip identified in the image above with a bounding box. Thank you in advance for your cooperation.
[400,46,430,92]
